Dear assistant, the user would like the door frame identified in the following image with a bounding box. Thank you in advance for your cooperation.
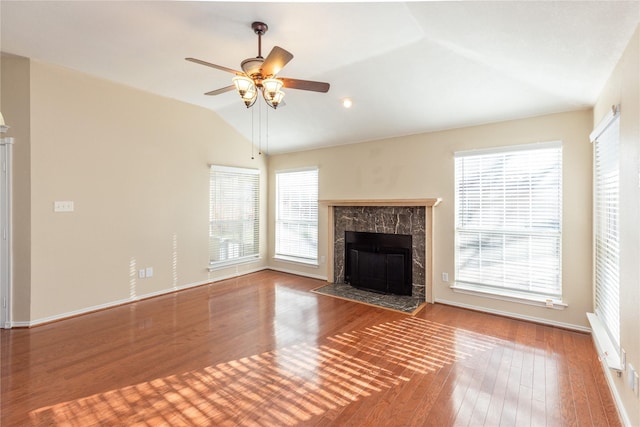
[1,136,14,329]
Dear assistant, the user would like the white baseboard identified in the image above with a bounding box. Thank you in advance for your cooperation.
[591,334,632,427]
[267,266,328,281]
[206,265,269,283]
[9,320,30,328]
[17,267,271,327]
[434,298,591,333]
[23,296,141,327]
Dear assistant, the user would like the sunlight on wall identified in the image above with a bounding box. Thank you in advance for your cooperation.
[29,317,504,425]
[128,257,137,299]
[172,233,178,288]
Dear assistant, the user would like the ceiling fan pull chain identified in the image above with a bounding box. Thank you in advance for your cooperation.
[258,100,262,155]
[251,105,255,160]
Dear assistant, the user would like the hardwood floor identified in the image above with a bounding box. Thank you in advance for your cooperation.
[1,270,620,426]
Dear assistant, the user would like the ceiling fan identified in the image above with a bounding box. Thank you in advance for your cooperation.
[186,21,330,109]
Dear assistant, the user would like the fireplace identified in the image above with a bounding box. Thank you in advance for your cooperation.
[333,205,426,299]
[345,231,412,295]
[322,199,441,302]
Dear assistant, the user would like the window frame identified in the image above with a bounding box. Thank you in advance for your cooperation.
[591,108,621,349]
[274,167,319,266]
[452,141,565,308]
[208,164,260,270]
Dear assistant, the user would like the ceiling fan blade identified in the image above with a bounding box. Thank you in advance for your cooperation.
[185,57,241,75]
[205,85,236,96]
[261,46,293,77]
[280,78,330,93]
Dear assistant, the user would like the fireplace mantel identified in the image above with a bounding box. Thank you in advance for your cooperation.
[320,198,441,303]
[320,198,441,208]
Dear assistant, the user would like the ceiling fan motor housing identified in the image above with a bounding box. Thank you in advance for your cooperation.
[241,58,265,83]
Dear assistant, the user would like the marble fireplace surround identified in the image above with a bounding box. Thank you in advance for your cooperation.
[321,199,441,303]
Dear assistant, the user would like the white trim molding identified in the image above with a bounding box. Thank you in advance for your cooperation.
[268,265,327,281]
[19,267,270,327]
[0,136,14,329]
[450,284,567,310]
[434,298,590,333]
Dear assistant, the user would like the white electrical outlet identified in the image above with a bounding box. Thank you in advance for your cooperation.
[442,272,449,282]
[145,267,153,278]
[53,201,74,212]
[138,269,146,279]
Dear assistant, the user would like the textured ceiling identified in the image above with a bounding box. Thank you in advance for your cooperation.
[2,1,639,154]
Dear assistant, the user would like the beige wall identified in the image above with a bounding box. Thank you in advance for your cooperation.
[4,58,268,323]
[593,25,640,426]
[269,108,594,330]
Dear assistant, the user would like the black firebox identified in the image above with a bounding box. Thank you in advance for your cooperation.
[344,231,412,296]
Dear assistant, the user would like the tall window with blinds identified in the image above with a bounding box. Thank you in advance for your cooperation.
[209,165,260,268]
[593,113,620,348]
[275,168,318,264]
[454,142,563,302]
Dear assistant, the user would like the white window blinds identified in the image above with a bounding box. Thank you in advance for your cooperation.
[593,112,620,348]
[275,168,318,263]
[209,165,260,267]
[454,142,563,299]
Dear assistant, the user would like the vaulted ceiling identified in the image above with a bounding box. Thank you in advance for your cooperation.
[2,1,639,154]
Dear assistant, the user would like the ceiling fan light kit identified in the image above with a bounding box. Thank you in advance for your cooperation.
[187,21,329,110]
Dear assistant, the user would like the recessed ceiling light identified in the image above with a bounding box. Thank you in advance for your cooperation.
[342,98,353,108]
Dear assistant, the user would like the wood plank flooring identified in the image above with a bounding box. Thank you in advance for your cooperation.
[0,270,620,426]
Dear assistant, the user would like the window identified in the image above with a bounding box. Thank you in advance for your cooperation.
[275,168,318,264]
[593,110,620,348]
[209,165,260,268]
[454,142,563,304]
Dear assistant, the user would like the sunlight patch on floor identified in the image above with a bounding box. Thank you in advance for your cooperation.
[30,317,502,425]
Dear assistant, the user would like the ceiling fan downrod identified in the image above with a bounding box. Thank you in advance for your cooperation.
[251,21,268,59]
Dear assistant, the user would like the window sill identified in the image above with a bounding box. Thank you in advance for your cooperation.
[273,255,318,268]
[450,283,567,310]
[586,313,622,372]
